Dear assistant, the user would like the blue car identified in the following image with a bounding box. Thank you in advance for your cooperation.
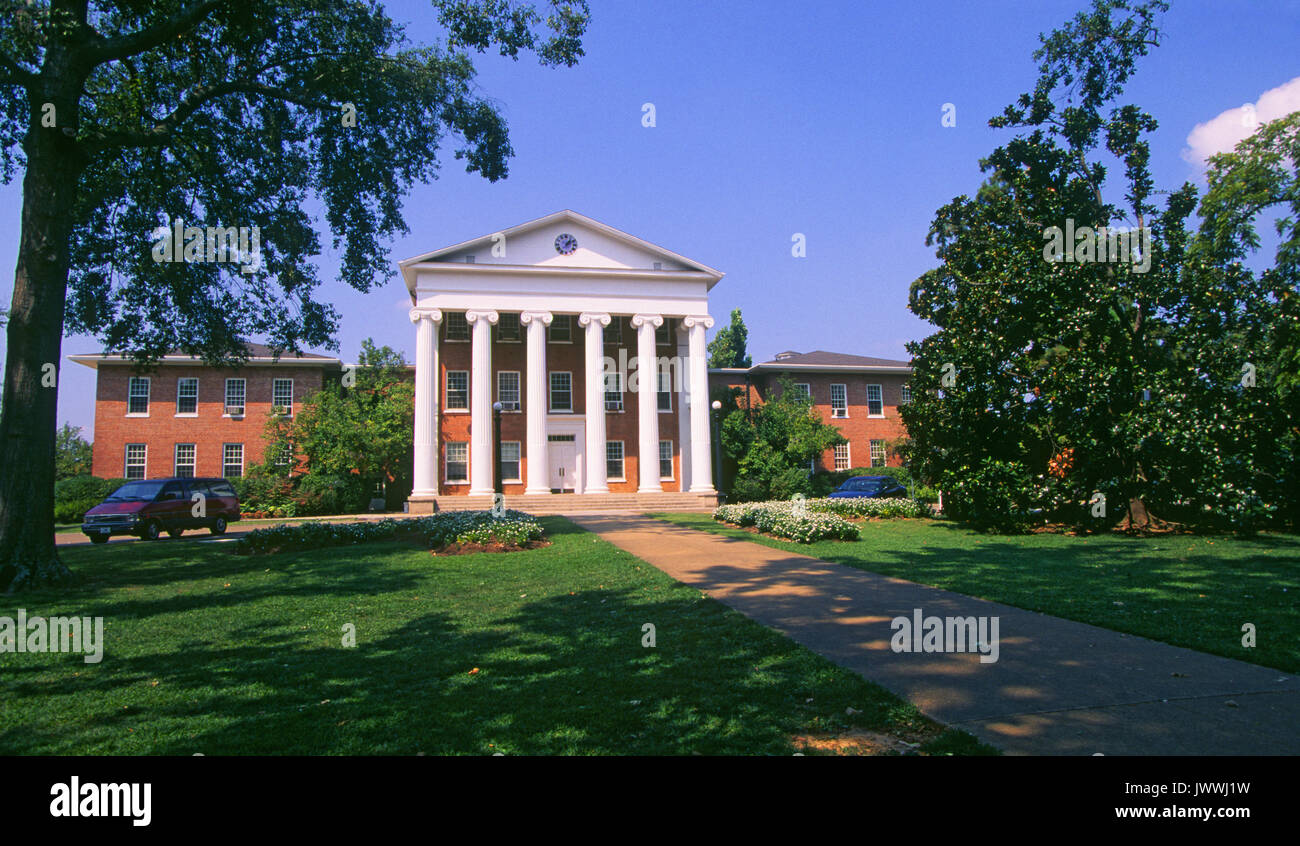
[828,476,907,499]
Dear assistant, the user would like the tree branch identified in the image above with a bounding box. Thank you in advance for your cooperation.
[86,0,228,65]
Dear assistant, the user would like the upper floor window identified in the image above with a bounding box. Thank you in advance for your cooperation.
[446,371,469,410]
[656,318,674,346]
[604,371,624,412]
[830,384,848,418]
[497,371,521,411]
[604,317,623,345]
[866,384,884,417]
[224,379,246,415]
[792,383,811,401]
[550,371,573,412]
[444,312,470,341]
[176,377,198,415]
[497,313,521,342]
[127,377,150,415]
[657,369,673,412]
[900,384,912,405]
[549,315,573,343]
[273,378,293,415]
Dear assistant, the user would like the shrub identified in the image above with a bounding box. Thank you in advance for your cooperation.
[813,497,930,519]
[293,473,371,516]
[54,476,127,524]
[713,501,859,542]
[234,510,544,556]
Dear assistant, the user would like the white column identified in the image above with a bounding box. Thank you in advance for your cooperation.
[521,311,552,494]
[579,312,611,494]
[676,323,692,492]
[466,309,498,495]
[409,308,442,495]
[683,315,716,492]
[631,314,663,493]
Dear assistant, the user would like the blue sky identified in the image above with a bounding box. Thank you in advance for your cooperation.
[2,0,1298,438]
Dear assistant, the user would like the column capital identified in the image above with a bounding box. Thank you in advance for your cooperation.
[519,310,553,326]
[408,308,443,325]
[681,315,714,330]
[578,312,611,327]
[465,309,499,325]
[630,313,663,329]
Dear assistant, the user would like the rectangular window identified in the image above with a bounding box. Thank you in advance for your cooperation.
[222,443,244,478]
[444,312,470,341]
[867,384,884,417]
[224,378,246,415]
[176,377,198,415]
[834,443,851,471]
[900,384,911,405]
[497,371,521,411]
[548,315,573,343]
[125,444,147,480]
[127,377,150,415]
[604,317,623,345]
[870,439,886,468]
[174,444,196,477]
[445,442,468,482]
[656,318,673,345]
[657,369,672,412]
[659,440,673,480]
[497,313,521,342]
[793,383,811,401]
[604,371,624,412]
[273,378,294,415]
[606,441,625,480]
[831,383,848,418]
[550,371,572,412]
[500,441,521,482]
[446,370,469,410]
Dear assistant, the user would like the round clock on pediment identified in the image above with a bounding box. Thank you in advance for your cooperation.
[554,233,579,255]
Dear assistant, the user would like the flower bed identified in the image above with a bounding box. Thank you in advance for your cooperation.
[713,496,929,542]
[234,510,545,556]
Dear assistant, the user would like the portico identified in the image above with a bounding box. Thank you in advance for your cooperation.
[401,210,724,512]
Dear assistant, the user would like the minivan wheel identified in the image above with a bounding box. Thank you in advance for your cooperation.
[89,535,109,544]
[211,516,228,535]
[141,520,162,541]
[167,528,185,539]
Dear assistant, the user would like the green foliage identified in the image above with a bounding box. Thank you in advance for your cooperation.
[54,476,126,524]
[903,0,1299,532]
[234,511,544,555]
[230,463,299,518]
[707,308,753,369]
[714,501,860,543]
[54,423,93,480]
[720,377,844,501]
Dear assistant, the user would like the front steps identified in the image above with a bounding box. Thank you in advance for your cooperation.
[407,491,718,516]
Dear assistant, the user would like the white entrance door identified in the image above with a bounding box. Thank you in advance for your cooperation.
[548,435,577,492]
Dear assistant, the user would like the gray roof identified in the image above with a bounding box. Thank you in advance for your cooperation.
[752,350,911,371]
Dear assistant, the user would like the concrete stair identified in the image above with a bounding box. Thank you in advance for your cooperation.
[409,491,718,516]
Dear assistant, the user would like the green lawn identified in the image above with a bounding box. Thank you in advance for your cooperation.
[653,514,1300,674]
[2,518,993,755]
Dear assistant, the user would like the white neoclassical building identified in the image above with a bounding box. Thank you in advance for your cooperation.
[401,210,724,512]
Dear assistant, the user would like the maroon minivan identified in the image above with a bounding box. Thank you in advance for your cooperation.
[81,477,241,543]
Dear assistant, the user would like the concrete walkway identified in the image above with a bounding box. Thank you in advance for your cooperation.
[572,515,1300,755]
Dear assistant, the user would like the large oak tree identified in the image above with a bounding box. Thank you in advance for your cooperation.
[0,0,588,591]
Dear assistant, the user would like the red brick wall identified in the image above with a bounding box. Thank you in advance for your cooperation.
[435,316,683,494]
[91,364,330,478]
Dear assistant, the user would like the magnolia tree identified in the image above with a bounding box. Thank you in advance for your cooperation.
[0,0,588,591]
[903,0,1297,532]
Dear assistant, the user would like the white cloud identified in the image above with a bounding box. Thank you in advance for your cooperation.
[1183,76,1300,167]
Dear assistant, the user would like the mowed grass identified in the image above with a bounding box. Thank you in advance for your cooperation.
[652,514,1300,674]
[1,518,994,755]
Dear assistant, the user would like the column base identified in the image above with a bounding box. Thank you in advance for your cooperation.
[468,487,494,496]
[689,484,716,494]
[638,485,663,494]
[524,486,552,496]
[585,485,610,494]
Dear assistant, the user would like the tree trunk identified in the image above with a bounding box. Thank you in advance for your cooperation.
[0,77,87,592]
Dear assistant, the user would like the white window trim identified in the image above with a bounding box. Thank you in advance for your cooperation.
[867,383,885,418]
[223,378,247,417]
[604,371,624,413]
[127,376,150,417]
[174,443,197,476]
[834,442,852,471]
[900,384,912,405]
[659,439,674,480]
[444,442,470,484]
[445,370,470,413]
[657,370,672,413]
[549,370,574,413]
[175,377,199,417]
[444,313,470,343]
[605,440,626,482]
[124,444,147,479]
[497,370,522,412]
[272,377,294,417]
[794,383,811,401]
[870,439,887,468]
[830,383,849,418]
[222,443,245,477]
[500,441,522,483]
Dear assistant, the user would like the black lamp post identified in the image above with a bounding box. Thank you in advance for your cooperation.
[710,399,723,501]
[492,401,503,496]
